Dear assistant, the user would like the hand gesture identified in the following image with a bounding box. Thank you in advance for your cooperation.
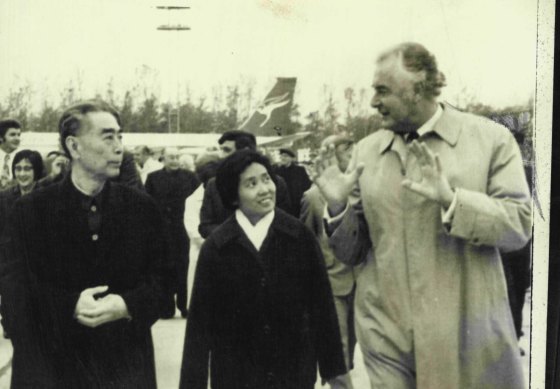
[311,146,364,216]
[74,286,130,328]
[74,286,108,316]
[401,141,454,208]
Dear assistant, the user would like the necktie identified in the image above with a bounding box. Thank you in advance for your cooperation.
[405,131,419,143]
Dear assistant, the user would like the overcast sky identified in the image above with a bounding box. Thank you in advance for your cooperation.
[0,0,537,118]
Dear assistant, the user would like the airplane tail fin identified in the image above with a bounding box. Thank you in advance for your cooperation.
[238,77,296,136]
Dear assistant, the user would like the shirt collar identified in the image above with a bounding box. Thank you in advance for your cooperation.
[416,103,443,137]
[380,103,446,154]
[235,209,275,251]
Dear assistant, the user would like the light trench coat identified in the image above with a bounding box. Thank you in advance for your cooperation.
[330,104,532,389]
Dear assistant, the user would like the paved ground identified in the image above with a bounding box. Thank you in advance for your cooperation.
[0,291,532,389]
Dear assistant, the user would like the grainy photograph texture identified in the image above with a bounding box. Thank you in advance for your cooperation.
[0,0,554,388]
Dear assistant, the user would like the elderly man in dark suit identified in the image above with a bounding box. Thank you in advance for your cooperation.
[146,147,200,318]
[0,100,172,388]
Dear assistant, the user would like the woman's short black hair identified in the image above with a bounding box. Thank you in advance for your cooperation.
[12,149,45,181]
[215,149,275,210]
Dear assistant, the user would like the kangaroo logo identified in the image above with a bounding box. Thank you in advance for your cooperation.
[253,92,291,128]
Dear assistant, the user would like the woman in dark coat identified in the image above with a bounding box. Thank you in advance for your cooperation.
[0,150,45,384]
[180,150,346,389]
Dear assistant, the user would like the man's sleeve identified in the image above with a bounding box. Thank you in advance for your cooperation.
[115,151,144,191]
[328,201,371,266]
[179,241,215,389]
[198,179,220,239]
[0,201,81,343]
[186,171,201,199]
[274,175,292,213]
[325,143,372,265]
[445,128,532,252]
[304,227,347,381]
[300,189,320,236]
[120,198,174,331]
[144,173,155,197]
[184,190,202,242]
[300,166,312,193]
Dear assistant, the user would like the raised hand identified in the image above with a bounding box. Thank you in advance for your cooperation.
[401,140,454,208]
[311,145,364,216]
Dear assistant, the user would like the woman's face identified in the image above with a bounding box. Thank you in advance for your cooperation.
[14,158,35,189]
[238,162,276,223]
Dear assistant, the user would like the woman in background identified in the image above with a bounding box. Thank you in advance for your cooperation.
[0,149,47,386]
[0,149,44,239]
[180,149,346,389]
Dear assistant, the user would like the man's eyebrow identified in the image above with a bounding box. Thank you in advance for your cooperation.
[101,128,122,134]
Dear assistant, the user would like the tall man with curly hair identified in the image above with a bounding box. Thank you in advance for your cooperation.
[314,43,531,388]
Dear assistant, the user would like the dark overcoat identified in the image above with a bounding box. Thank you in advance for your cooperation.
[0,177,173,388]
[275,163,311,217]
[180,209,346,389]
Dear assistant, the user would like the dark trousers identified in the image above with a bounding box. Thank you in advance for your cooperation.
[164,226,190,316]
[501,240,531,339]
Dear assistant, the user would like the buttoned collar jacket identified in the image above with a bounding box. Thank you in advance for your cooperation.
[180,209,346,389]
[0,176,173,388]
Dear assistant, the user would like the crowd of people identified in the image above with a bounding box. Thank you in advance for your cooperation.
[0,42,532,389]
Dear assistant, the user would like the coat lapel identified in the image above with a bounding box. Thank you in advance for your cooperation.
[431,104,462,147]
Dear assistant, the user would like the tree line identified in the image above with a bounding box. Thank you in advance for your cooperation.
[0,80,533,160]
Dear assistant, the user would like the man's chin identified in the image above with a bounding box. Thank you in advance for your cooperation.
[380,117,395,129]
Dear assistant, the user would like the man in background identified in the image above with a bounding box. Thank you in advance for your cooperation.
[133,145,163,184]
[146,147,200,318]
[275,147,311,217]
[301,135,360,389]
[0,119,22,189]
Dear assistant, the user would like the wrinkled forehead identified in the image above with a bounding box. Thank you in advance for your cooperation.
[81,111,121,134]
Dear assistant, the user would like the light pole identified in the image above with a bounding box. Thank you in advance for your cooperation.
[156,4,190,133]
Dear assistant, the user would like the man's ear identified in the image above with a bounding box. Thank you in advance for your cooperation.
[65,136,80,159]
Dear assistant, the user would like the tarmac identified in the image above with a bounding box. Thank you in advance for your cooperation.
[0,290,532,389]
